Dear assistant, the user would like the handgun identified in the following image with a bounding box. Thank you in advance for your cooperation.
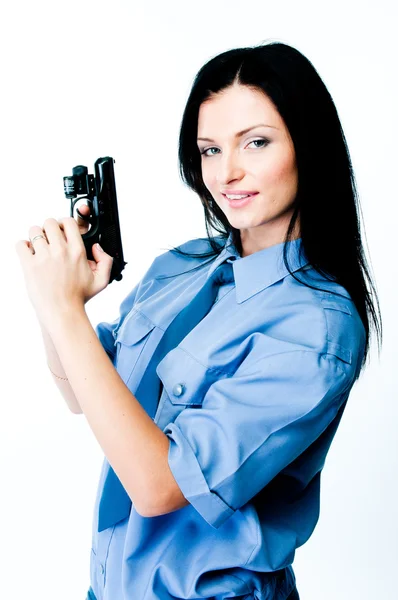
[63,156,127,284]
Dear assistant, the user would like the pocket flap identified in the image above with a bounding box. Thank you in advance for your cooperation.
[115,309,156,345]
[156,346,226,405]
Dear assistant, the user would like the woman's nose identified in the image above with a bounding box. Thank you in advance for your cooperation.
[216,153,245,184]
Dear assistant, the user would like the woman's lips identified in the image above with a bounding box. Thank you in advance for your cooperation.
[222,192,258,208]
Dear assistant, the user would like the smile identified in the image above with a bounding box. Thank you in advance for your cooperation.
[222,192,258,208]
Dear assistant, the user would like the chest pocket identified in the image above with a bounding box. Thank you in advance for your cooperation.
[114,309,157,385]
[114,309,230,426]
[155,346,228,429]
[157,346,227,403]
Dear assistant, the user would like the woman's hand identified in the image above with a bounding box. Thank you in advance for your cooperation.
[15,205,113,330]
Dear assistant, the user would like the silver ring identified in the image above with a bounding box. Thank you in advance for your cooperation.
[30,234,46,244]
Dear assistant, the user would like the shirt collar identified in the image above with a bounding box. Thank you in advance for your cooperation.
[206,232,311,304]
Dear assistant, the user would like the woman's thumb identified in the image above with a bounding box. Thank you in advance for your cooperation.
[94,242,113,257]
[92,242,113,275]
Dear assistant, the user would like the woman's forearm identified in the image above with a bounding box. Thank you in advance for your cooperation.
[39,321,83,414]
[45,305,175,517]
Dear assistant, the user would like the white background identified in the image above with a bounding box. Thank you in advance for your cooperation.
[1,1,396,598]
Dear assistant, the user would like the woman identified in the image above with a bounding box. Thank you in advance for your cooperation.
[16,41,382,599]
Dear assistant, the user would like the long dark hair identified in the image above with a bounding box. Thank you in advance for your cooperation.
[159,40,382,377]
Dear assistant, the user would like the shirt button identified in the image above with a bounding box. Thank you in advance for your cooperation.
[172,383,185,397]
[100,564,105,575]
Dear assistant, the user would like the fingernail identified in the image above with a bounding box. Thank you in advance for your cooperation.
[96,243,103,251]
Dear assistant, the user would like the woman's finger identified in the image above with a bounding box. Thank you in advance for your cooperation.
[76,205,90,222]
[75,204,91,233]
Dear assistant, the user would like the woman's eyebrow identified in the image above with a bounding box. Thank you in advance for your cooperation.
[197,123,279,142]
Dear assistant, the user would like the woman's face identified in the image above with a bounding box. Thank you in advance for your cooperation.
[197,84,300,256]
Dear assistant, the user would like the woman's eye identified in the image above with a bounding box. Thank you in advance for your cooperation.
[250,139,269,149]
[200,138,269,157]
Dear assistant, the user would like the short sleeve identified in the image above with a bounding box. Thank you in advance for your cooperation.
[163,350,352,529]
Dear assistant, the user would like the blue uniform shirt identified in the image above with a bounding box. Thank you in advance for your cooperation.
[89,232,366,600]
